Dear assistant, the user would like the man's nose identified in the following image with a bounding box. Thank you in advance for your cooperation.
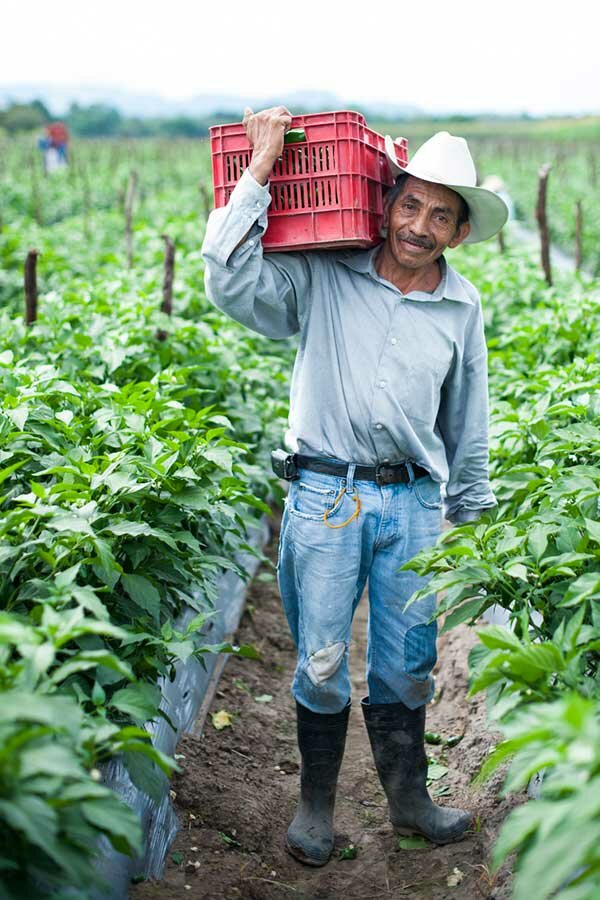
[409,208,430,236]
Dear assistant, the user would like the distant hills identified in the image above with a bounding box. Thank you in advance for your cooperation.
[0,83,425,120]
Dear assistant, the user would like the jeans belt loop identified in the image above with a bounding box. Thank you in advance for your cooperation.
[346,463,356,494]
[406,460,415,484]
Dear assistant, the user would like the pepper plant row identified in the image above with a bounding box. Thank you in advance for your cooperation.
[406,241,600,900]
[0,144,293,897]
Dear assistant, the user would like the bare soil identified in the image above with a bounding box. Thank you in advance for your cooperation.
[132,513,521,900]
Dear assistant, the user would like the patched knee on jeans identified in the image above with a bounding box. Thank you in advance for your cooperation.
[403,622,437,681]
[306,642,345,686]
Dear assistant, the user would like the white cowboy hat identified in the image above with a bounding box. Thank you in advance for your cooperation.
[384,131,509,243]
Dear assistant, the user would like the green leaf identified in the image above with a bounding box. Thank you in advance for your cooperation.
[71,586,110,621]
[7,406,29,430]
[184,611,210,635]
[107,521,154,537]
[173,487,212,511]
[559,572,600,607]
[201,641,261,660]
[164,639,196,663]
[583,517,600,543]
[55,563,81,589]
[527,524,550,561]
[106,522,178,550]
[0,613,37,645]
[204,445,233,473]
[20,743,84,780]
[0,691,82,734]
[123,750,165,803]
[0,795,60,860]
[397,836,430,850]
[505,562,529,581]
[122,573,161,618]
[512,816,600,900]
[426,763,448,781]
[50,650,134,684]
[477,625,523,652]
[109,682,162,723]
[440,597,487,632]
[0,457,28,485]
[81,796,143,855]
[48,515,94,535]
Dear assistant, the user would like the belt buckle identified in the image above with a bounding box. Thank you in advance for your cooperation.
[375,464,396,486]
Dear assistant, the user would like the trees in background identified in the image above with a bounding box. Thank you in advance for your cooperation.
[0,100,52,133]
[0,99,231,138]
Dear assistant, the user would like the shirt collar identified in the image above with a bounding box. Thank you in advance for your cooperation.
[338,246,475,305]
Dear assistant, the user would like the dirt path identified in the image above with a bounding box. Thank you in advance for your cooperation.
[133,515,521,900]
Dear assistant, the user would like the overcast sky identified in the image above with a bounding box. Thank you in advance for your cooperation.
[3,0,599,115]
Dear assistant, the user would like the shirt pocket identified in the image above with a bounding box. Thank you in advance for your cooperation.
[396,347,452,424]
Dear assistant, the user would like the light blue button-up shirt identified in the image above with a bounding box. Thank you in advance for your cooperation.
[201,168,496,524]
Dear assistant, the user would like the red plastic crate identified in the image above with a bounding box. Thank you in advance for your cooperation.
[210,110,408,252]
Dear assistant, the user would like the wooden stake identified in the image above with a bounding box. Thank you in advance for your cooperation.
[198,180,212,221]
[497,228,506,254]
[156,235,175,341]
[575,200,583,273]
[24,249,39,325]
[160,235,175,315]
[124,170,138,269]
[535,164,552,287]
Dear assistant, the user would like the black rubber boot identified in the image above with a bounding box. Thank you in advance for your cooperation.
[362,697,472,844]
[286,700,350,866]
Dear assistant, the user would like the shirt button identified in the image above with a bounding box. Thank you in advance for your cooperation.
[256,201,262,208]
[248,239,255,247]
[378,380,386,388]
[375,423,383,430]
[391,338,398,345]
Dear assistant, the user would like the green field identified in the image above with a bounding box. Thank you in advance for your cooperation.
[3,113,599,274]
[368,115,600,144]
[1,133,599,899]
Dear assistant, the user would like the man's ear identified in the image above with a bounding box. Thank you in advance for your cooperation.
[448,221,471,248]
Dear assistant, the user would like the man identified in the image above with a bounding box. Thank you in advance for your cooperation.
[201,107,508,867]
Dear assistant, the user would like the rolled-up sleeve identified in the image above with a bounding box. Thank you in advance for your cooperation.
[437,300,497,524]
[201,168,312,339]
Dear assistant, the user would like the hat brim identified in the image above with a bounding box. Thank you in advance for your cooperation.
[443,183,509,243]
[385,135,509,243]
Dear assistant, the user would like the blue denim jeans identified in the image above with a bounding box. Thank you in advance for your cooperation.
[277,462,443,714]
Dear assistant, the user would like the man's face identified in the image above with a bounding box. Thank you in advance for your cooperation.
[383,175,471,270]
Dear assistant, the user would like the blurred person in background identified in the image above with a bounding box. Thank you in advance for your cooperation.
[480,174,514,221]
[38,121,69,173]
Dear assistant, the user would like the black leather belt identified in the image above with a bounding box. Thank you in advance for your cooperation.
[295,454,429,486]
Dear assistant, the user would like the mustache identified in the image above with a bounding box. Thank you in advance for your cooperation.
[396,232,435,250]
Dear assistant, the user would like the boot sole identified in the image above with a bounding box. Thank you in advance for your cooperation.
[285,839,331,867]
[393,824,471,845]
